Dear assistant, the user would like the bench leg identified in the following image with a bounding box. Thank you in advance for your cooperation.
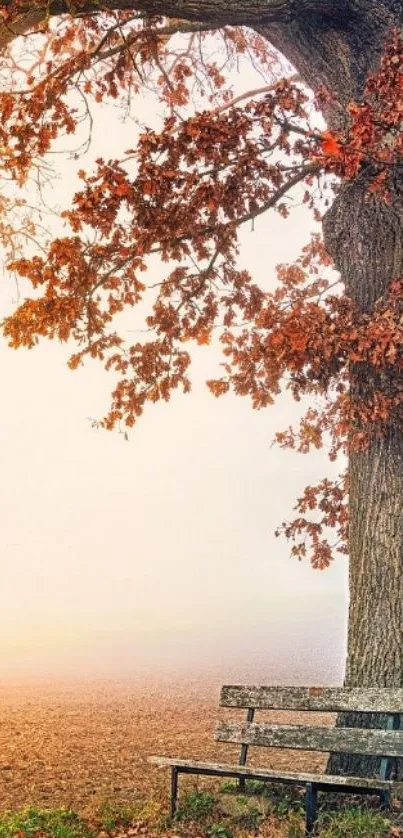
[305,783,318,836]
[171,767,179,818]
[379,789,392,810]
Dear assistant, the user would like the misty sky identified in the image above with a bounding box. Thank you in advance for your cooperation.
[0,43,348,684]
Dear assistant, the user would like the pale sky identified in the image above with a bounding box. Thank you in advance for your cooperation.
[0,43,348,684]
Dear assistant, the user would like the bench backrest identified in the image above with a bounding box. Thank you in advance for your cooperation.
[215,686,403,778]
[220,686,403,713]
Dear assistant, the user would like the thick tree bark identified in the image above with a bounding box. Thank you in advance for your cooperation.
[323,173,403,777]
[0,0,351,53]
[1,0,403,766]
[324,172,403,690]
[0,0,353,27]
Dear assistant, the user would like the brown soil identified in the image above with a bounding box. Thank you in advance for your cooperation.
[0,677,329,817]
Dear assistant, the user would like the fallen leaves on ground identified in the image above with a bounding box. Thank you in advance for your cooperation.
[0,677,327,817]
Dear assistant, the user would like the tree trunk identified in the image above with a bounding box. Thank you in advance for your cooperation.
[323,172,403,777]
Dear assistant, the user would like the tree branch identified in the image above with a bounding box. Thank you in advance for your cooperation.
[95,20,214,62]
[214,75,299,114]
[0,0,350,52]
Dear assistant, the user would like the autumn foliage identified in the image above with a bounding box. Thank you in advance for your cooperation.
[0,7,402,569]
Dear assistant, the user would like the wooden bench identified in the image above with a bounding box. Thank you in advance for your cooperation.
[149,685,403,835]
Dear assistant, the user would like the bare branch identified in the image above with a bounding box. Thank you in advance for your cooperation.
[214,74,299,114]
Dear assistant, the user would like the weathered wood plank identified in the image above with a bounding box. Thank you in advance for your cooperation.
[220,685,403,713]
[215,721,403,757]
[148,756,393,789]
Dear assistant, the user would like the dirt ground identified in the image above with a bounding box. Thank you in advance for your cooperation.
[0,677,329,817]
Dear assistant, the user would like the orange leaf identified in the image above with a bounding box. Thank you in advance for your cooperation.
[321,131,342,156]
[196,329,212,346]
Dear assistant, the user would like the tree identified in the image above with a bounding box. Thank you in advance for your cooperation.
[0,0,402,772]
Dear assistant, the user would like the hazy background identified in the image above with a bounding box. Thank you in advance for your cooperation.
[0,45,348,685]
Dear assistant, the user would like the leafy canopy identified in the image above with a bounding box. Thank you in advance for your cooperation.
[0,6,402,568]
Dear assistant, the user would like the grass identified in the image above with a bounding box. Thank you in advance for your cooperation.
[0,795,399,838]
[99,801,139,831]
[317,807,392,837]
[0,807,92,838]
[99,798,166,831]
[221,781,269,796]
[207,826,233,838]
[176,790,216,820]
[170,787,399,836]
[220,779,305,819]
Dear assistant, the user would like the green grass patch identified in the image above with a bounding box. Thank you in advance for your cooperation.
[220,781,239,794]
[241,780,270,797]
[99,798,166,832]
[317,807,391,837]
[206,825,233,838]
[176,790,216,821]
[98,801,139,831]
[0,795,396,838]
[221,779,270,797]
[0,807,92,838]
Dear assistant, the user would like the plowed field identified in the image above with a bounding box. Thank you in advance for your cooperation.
[0,678,328,816]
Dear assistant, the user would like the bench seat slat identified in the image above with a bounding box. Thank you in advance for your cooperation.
[220,686,403,713]
[148,756,393,790]
[215,720,403,757]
